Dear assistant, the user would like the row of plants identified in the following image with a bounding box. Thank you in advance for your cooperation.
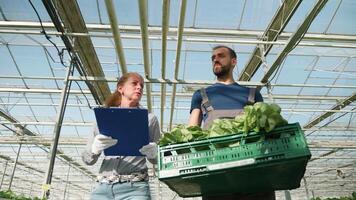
[311,192,356,200]
[0,190,46,200]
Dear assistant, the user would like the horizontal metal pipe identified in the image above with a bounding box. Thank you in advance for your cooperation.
[1,75,356,89]
[2,41,354,58]
[1,29,356,48]
[2,21,356,43]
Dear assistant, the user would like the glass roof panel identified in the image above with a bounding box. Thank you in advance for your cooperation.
[194,0,244,29]
[0,0,50,21]
[239,0,280,30]
[326,0,356,34]
[169,0,196,27]
[114,0,140,25]
[307,0,342,33]
[0,0,355,199]
[77,0,101,24]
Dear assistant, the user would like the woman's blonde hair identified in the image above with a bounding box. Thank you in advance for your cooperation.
[104,72,144,107]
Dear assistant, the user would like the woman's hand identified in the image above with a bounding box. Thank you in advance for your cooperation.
[91,134,118,155]
[139,143,158,159]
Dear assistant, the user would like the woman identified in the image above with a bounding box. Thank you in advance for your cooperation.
[82,72,160,200]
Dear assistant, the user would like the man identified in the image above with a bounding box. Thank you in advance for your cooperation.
[188,45,275,200]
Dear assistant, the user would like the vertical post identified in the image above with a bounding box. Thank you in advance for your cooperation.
[284,190,292,200]
[42,63,74,198]
[30,181,33,196]
[8,144,22,190]
[0,161,8,190]
[303,177,310,200]
[63,165,71,200]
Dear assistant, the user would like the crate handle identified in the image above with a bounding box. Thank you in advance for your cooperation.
[181,171,224,179]
[242,135,264,145]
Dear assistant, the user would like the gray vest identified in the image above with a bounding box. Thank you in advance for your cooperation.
[200,87,256,130]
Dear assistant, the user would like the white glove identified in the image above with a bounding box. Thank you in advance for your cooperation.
[139,142,158,159]
[91,134,118,155]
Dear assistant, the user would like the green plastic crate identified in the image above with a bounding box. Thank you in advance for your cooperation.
[158,123,311,197]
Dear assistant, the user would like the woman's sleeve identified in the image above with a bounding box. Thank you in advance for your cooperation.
[147,114,161,164]
[81,124,101,165]
[148,114,161,143]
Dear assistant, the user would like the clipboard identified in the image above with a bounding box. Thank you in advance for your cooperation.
[93,107,149,156]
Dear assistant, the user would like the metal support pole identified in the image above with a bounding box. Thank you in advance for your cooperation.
[303,177,310,200]
[169,0,187,130]
[8,144,22,190]
[42,63,74,198]
[30,182,33,196]
[0,160,8,190]
[284,190,292,200]
[63,165,71,200]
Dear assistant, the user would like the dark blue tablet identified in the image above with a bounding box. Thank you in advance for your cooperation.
[94,107,149,156]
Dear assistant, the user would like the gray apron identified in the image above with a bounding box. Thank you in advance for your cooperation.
[200,87,256,130]
[200,87,275,200]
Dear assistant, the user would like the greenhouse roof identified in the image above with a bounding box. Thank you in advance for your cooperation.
[0,0,355,199]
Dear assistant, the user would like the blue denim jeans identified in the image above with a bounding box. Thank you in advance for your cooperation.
[90,181,151,200]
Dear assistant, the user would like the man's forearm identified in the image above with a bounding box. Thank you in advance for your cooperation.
[188,109,202,127]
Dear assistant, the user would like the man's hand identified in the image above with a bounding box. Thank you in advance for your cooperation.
[91,134,118,155]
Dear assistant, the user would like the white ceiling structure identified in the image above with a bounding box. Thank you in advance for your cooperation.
[0,0,355,199]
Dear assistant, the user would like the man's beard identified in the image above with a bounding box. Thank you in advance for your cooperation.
[213,63,230,78]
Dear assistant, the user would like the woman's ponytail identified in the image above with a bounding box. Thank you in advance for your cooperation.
[104,90,121,107]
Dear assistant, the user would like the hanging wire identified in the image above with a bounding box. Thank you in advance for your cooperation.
[28,0,64,66]
[28,0,93,109]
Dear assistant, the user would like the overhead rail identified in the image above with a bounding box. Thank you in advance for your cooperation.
[138,0,152,112]
[238,0,302,81]
[260,0,329,84]
[0,88,352,101]
[169,0,187,130]
[1,75,356,89]
[160,0,170,131]
[42,0,111,104]
[304,92,356,129]
[104,0,128,74]
[3,29,356,49]
[3,21,356,43]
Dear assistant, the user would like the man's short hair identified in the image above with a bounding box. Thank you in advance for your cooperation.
[213,45,237,59]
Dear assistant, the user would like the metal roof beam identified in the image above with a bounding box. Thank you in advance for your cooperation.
[160,0,170,131]
[4,29,356,48]
[169,0,187,130]
[0,88,351,101]
[4,21,356,43]
[47,0,111,104]
[304,92,356,129]
[138,0,152,112]
[260,0,329,83]
[104,0,128,74]
[238,0,302,81]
